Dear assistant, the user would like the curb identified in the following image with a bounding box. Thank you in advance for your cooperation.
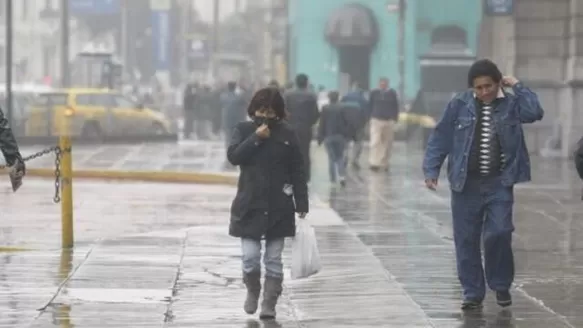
[0,246,34,252]
[26,168,238,186]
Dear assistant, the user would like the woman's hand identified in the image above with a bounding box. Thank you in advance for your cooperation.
[255,124,270,139]
[297,212,307,219]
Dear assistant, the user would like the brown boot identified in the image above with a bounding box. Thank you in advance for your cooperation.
[243,271,261,314]
[259,276,283,320]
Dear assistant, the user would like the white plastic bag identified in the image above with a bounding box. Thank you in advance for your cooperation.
[291,219,321,280]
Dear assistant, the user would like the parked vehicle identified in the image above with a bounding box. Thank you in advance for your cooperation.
[25,88,171,140]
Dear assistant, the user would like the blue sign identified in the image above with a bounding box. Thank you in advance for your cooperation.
[69,0,120,15]
[484,0,513,16]
[151,10,171,70]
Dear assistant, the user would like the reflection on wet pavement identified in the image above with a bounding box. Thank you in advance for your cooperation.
[17,141,230,173]
[313,143,583,327]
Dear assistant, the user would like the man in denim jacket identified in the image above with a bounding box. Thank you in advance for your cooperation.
[423,59,544,310]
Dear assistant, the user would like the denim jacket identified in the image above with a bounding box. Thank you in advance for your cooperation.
[422,83,544,192]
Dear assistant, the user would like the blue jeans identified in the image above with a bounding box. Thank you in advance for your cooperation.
[451,176,515,301]
[241,238,285,279]
[324,135,347,182]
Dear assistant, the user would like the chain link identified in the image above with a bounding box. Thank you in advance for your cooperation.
[0,145,67,203]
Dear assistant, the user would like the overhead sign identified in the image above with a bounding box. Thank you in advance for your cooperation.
[484,0,513,16]
[151,10,171,70]
[69,0,120,15]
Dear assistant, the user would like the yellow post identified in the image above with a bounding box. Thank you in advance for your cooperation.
[60,113,74,248]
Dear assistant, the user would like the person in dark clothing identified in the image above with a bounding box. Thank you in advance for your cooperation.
[368,77,400,171]
[284,74,320,182]
[227,87,309,320]
[341,82,369,169]
[423,59,544,310]
[195,85,214,140]
[318,91,352,186]
[574,137,583,196]
[182,82,199,139]
[0,107,25,187]
[221,81,248,149]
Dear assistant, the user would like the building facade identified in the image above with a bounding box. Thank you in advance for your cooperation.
[288,0,482,100]
[0,0,95,85]
[479,0,583,159]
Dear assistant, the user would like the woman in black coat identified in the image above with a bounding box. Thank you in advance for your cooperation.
[227,87,309,320]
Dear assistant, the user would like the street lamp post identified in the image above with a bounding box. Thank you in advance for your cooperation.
[397,0,406,103]
[5,0,12,126]
[60,0,70,88]
[388,0,406,102]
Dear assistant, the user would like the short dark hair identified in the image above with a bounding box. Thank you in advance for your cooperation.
[267,80,279,88]
[295,74,309,89]
[328,91,339,103]
[467,59,503,87]
[247,87,287,119]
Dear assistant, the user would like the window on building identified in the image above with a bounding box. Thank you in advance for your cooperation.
[431,25,467,48]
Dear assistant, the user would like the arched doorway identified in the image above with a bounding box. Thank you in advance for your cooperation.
[325,4,379,90]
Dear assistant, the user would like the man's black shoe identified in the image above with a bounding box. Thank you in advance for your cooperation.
[496,291,512,307]
[461,299,483,310]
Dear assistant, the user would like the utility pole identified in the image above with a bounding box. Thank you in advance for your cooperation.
[211,0,220,80]
[5,0,12,126]
[60,0,70,87]
[180,0,191,83]
[120,0,127,78]
[397,0,406,104]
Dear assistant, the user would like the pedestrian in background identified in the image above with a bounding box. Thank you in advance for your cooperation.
[226,87,309,320]
[368,77,400,171]
[318,91,352,186]
[284,74,320,182]
[182,81,199,139]
[341,81,369,169]
[221,81,248,147]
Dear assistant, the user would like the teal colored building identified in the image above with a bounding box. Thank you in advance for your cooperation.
[288,0,482,101]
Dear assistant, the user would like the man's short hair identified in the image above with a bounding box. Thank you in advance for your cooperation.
[295,74,309,89]
[328,91,339,103]
[467,59,503,87]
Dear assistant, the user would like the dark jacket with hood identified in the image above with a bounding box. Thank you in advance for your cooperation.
[227,120,309,240]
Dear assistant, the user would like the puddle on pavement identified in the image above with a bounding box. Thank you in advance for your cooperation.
[61,288,171,304]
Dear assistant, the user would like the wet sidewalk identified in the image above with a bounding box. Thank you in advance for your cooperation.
[17,140,229,173]
[0,179,431,328]
[2,141,583,327]
[312,143,583,327]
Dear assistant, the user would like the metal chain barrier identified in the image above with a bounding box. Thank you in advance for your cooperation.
[0,145,70,203]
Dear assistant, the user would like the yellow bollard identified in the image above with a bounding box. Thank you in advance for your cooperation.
[60,113,74,248]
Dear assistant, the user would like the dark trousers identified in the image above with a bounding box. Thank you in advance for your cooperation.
[184,110,195,138]
[296,130,312,182]
[324,135,347,182]
[451,176,515,301]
